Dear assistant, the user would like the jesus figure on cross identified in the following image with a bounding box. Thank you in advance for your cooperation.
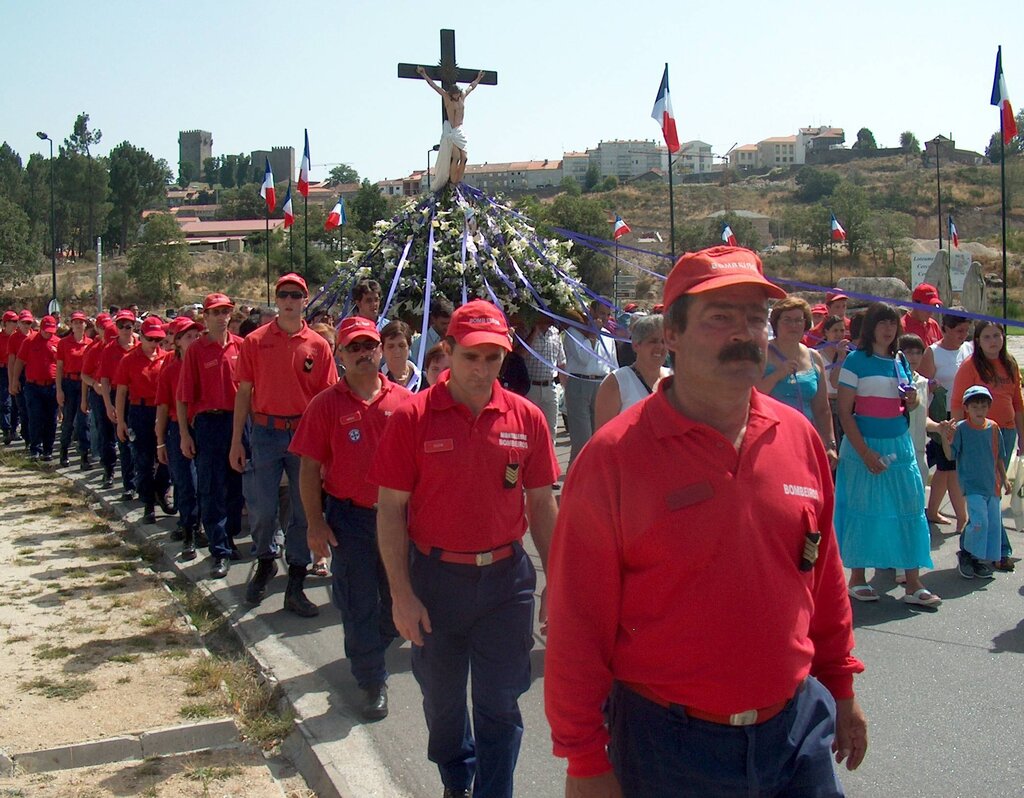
[417,65,485,187]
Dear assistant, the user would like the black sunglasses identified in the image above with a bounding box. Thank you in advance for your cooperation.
[143,335,164,343]
[276,290,305,300]
[116,322,134,329]
[344,340,380,353]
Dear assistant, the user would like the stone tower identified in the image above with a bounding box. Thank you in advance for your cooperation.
[178,130,213,180]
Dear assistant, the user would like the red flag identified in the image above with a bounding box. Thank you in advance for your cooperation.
[283,186,294,229]
[991,46,1018,145]
[613,215,631,240]
[298,129,310,197]
[260,158,275,213]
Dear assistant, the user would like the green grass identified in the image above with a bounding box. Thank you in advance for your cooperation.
[108,653,140,663]
[180,702,221,719]
[20,675,95,701]
[33,644,72,660]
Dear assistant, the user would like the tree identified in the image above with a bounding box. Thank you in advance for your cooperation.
[583,163,601,193]
[234,154,252,189]
[559,176,581,197]
[214,183,268,220]
[830,182,871,257]
[349,179,389,233]
[547,193,612,290]
[63,113,105,251]
[869,211,912,268]
[126,213,189,303]
[177,160,196,187]
[218,155,237,189]
[108,141,172,251]
[705,213,760,251]
[0,195,39,289]
[598,176,618,192]
[794,168,841,202]
[899,131,920,154]
[985,110,1024,161]
[851,128,878,150]
[327,164,360,186]
[202,156,218,187]
[0,143,24,204]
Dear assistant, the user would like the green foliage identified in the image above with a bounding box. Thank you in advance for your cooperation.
[831,182,871,257]
[0,195,40,289]
[126,213,189,303]
[852,127,878,150]
[177,160,195,187]
[547,193,612,290]
[108,141,172,251]
[214,183,266,221]
[794,168,841,202]
[0,142,25,202]
[349,179,390,233]
[985,111,1024,162]
[328,164,360,185]
[899,131,920,154]
[559,176,581,197]
[583,163,601,193]
[598,176,618,192]
[705,213,760,251]
[203,157,218,187]
[868,210,912,267]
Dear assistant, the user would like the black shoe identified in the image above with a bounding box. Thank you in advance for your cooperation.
[141,506,156,525]
[181,534,197,562]
[157,491,176,515]
[443,788,472,798]
[283,564,319,617]
[228,545,242,561]
[196,528,209,548]
[80,453,92,471]
[101,469,114,489]
[59,449,69,467]
[361,683,389,721]
[2,433,10,446]
[245,558,279,605]
[40,453,54,463]
[170,525,185,542]
[210,558,229,579]
[120,491,134,502]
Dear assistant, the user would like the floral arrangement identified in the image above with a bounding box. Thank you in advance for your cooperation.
[309,184,587,322]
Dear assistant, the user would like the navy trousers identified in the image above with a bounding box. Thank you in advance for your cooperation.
[24,382,58,457]
[0,366,10,438]
[127,404,168,508]
[607,677,844,798]
[92,391,117,473]
[14,373,29,447]
[58,378,89,455]
[166,423,199,531]
[244,422,310,567]
[193,412,242,559]
[324,496,396,689]
[409,542,535,798]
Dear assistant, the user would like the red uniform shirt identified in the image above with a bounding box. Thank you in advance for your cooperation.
[236,321,337,417]
[290,377,412,508]
[18,332,59,384]
[56,334,90,377]
[81,339,105,386]
[368,374,559,551]
[544,384,863,777]
[803,316,850,348]
[901,313,942,347]
[114,346,167,404]
[97,338,136,383]
[156,356,185,422]
[176,332,243,414]
[6,330,28,369]
[0,331,10,364]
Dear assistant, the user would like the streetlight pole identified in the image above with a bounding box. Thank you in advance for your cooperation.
[426,144,440,192]
[36,132,57,313]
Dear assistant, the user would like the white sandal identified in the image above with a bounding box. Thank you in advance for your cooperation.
[902,588,941,607]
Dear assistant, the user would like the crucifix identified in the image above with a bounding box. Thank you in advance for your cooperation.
[398,28,497,188]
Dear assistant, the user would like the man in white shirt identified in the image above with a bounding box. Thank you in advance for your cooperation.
[562,299,618,468]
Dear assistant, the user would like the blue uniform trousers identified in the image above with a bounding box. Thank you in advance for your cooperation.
[193,412,242,559]
[58,378,89,455]
[165,423,199,532]
[410,543,535,798]
[0,366,10,437]
[24,382,58,457]
[14,373,29,447]
[127,404,167,507]
[92,391,117,473]
[324,496,396,688]
[607,677,844,798]
[244,422,309,567]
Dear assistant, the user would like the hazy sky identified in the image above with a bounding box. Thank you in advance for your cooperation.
[3,0,1020,184]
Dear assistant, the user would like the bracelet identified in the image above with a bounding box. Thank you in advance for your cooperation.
[156,444,166,449]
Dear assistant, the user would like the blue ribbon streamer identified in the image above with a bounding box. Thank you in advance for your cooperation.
[416,207,436,375]
[378,235,414,325]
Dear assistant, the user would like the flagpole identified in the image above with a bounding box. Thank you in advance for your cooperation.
[265,208,271,306]
[668,151,676,260]
[934,137,943,250]
[1000,118,1008,321]
[304,194,308,270]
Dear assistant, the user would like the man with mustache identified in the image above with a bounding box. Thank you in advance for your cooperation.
[545,246,868,797]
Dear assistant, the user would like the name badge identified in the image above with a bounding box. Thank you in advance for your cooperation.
[665,481,714,511]
[424,438,454,453]
[340,412,362,425]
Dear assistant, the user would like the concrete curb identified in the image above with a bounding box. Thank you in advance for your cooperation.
[10,718,239,774]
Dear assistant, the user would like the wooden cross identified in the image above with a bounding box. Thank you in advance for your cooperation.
[398,28,498,122]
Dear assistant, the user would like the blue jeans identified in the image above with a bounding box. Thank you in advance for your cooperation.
[998,428,1015,558]
[127,404,162,507]
[244,422,309,567]
[166,423,199,531]
[409,543,535,798]
[607,678,844,798]
[193,412,242,559]
[24,382,58,457]
[87,390,101,454]
[92,391,117,473]
[59,378,89,455]
[0,366,10,436]
[14,373,29,446]
[324,496,396,688]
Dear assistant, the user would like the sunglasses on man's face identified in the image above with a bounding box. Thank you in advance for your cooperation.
[276,290,305,300]
[344,340,380,354]
[143,335,164,343]
[116,322,134,330]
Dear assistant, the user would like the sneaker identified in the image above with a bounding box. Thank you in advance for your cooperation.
[973,560,995,579]
[210,558,229,579]
[956,550,976,580]
[991,557,1016,573]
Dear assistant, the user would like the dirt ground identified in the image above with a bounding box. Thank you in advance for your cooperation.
[0,461,310,797]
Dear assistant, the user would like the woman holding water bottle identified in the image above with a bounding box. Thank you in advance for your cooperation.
[834,302,939,607]
[761,296,837,467]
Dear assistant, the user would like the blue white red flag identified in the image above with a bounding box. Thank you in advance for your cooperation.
[613,215,631,240]
[650,64,680,154]
[831,213,846,242]
[282,186,294,229]
[991,46,1018,146]
[260,158,275,213]
[298,129,311,197]
[948,215,958,248]
[325,197,347,230]
[722,224,737,246]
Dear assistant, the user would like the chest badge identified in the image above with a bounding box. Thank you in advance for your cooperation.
[504,462,520,489]
[800,508,821,572]
[303,356,314,372]
[348,428,361,443]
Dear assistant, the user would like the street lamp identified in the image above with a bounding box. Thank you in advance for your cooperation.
[36,131,58,313]
[426,144,440,192]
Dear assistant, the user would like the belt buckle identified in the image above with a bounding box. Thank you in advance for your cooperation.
[475,551,494,566]
[729,709,758,726]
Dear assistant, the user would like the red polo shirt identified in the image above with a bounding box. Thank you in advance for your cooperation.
[236,320,337,417]
[0,331,10,365]
[901,313,942,347]
[18,332,59,384]
[176,332,243,414]
[368,374,559,551]
[290,377,412,508]
[81,339,105,385]
[113,346,167,404]
[6,330,28,369]
[156,356,186,422]
[544,383,863,778]
[56,335,90,377]
[97,338,136,383]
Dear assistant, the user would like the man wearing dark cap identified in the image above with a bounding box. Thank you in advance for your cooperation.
[370,299,559,798]
[12,315,60,461]
[902,283,943,346]
[231,273,337,613]
[291,315,412,720]
[545,246,867,797]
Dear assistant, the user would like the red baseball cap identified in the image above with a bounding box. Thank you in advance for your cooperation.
[204,292,234,310]
[96,312,111,325]
[623,302,639,312]
[811,304,828,315]
[337,316,381,347]
[140,316,166,338]
[102,321,118,337]
[19,310,34,322]
[114,309,136,323]
[168,317,203,338]
[446,300,512,352]
[39,315,57,333]
[275,273,309,295]
[825,292,848,305]
[662,246,786,310]
[2,310,17,323]
[911,283,943,307]
[70,311,88,321]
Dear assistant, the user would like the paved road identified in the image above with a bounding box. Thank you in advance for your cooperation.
[61,410,1024,797]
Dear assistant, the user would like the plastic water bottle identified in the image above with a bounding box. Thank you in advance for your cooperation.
[879,453,897,470]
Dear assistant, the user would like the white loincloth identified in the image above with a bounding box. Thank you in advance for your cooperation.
[434,120,468,189]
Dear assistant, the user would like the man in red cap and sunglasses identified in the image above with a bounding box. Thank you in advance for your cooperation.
[0,310,19,445]
[370,299,559,798]
[12,315,60,461]
[56,311,92,467]
[97,310,139,496]
[545,246,867,798]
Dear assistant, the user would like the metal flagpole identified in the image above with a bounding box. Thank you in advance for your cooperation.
[1000,120,1008,320]
[96,236,103,313]
[304,194,308,269]
[668,151,676,260]
[265,210,271,305]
